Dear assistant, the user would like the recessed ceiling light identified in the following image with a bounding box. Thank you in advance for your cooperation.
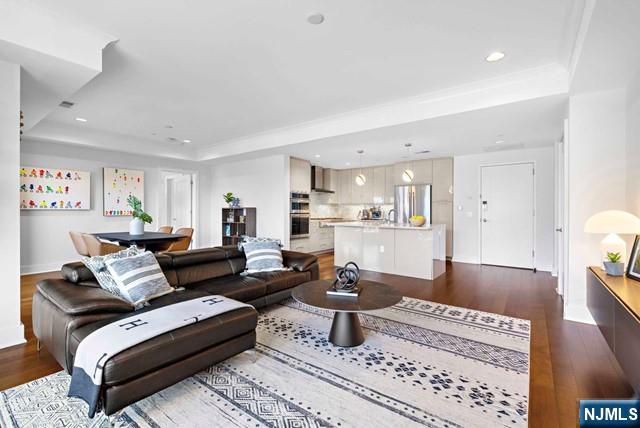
[314,154,321,158]
[485,51,505,62]
[345,162,351,166]
[75,117,87,122]
[307,13,325,25]
[495,140,505,144]
[183,139,191,143]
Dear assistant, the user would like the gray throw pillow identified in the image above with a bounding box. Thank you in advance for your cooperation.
[81,247,142,299]
[106,251,174,305]
[238,236,282,251]
[242,240,287,273]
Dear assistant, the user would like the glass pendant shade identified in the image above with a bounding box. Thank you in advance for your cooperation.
[355,173,366,186]
[402,169,414,183]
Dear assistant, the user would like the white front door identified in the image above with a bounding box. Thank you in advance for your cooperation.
[480,163,535,269]
[169,174,193,229]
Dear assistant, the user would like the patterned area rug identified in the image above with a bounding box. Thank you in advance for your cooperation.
[0,297,530,427]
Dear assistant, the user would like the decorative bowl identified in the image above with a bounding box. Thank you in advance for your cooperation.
[409,217,426,227]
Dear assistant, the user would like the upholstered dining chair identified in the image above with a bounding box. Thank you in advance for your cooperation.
[157,225,173,234]
[69,231,90,257]
[81,233,125,257]
[162,227,194,252]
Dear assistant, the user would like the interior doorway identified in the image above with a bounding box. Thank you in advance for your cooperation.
[161,171,196,246]
[480,162,535,269]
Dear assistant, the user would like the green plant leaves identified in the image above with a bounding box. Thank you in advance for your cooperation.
[606,251,622,263]
[126,195,153,224]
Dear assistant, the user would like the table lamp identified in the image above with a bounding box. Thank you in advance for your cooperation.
[584,210,640,272]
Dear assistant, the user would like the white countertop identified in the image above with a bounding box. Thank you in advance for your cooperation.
[326,221,444,231]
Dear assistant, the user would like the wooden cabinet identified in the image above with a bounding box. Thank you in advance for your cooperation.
[221,207,256,246]
[385,165,395,204]
[290,157,311,193]
[432,158,453,202]
[324,168,339,204]
[432,201,453,258]
[338,169,352,204]
[392,159,432,185]
[351,168,373,204]
[587,268,640,394]
[372,167,386,204]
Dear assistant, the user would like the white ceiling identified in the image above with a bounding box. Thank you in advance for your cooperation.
[218,94,567,168]
[25,0,576,155]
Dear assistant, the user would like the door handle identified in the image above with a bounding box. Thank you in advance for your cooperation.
[482,219,488,223]
[555,228,563,232]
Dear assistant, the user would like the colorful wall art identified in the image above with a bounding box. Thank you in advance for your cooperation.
[103,167,145,216]
[19,166,90,210]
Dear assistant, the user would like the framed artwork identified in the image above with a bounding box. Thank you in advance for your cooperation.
[103,167,144,216]
[19,166,90,210]
[627,235,640,282]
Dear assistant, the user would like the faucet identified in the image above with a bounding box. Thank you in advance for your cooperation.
[386,209,396,224]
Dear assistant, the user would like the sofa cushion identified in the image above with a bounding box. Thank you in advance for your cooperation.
[169,248,234,286]
[247,270,311,294]
[69,290,257,386]
[37,279,134,315]
[190,275,267,302]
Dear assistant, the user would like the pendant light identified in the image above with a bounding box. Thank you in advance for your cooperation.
[402,143,414,183]
[355,150,366,186]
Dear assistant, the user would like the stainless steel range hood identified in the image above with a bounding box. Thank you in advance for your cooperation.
[311,166,335,193]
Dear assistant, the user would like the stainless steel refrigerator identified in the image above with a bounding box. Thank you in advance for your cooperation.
[394,184,432,224]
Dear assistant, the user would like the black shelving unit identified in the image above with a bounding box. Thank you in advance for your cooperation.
[222,207,256,246]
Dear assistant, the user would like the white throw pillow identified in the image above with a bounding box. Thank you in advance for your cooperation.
[106,252,174,306]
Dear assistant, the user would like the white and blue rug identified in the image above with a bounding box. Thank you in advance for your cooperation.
[0,297,530,427]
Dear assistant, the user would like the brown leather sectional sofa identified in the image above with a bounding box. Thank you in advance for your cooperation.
[32,245,319,416]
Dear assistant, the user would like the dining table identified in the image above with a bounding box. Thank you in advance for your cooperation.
[93,231,184,252]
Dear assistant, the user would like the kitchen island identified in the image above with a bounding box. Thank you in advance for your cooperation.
[329,221,446,280]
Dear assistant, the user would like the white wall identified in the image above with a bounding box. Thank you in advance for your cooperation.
[627,73,640,216]
[0,59,25,348]
[452,146,555,271]
[20,140,213,273]
[211,155,290,248]
[565,89,628,322]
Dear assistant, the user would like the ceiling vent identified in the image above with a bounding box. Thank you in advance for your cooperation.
[59,100,75,108]
[166,137,178,142]
[483,143,525,152]
[415,150,430,154]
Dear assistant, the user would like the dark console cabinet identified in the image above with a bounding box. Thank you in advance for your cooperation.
[587,267,640,393]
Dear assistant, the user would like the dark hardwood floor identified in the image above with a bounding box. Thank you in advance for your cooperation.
[0,254,632,427]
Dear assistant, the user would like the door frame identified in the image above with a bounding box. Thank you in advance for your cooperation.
[478,161,536,270]
[160,169,198,248]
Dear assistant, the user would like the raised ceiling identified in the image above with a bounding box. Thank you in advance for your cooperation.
[25,0,576,158]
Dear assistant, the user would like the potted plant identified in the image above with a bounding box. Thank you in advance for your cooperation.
[223,192,235,207]
[604,251,624,276]
[127,195,152,235]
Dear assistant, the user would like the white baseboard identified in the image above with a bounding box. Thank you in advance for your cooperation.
[21,259,77,275]
[563,304,595,325]
[451,256,480,265]
[0,323,25,350]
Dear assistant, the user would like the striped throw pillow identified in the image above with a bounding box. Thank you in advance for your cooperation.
[82,246,142,300]
[242,240,287,273]
[106,251,174,305]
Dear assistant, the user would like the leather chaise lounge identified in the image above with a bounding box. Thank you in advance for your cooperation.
[32,245,319,416]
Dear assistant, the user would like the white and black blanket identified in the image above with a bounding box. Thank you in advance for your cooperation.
[68,295,251,417]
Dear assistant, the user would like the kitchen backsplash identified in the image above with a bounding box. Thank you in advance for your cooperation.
[310,193,392,219]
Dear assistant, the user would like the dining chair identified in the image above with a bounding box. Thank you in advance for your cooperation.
[69,231,90,257]
[82,233,125,257]
[157,225,173,234]
[163,227,194,252]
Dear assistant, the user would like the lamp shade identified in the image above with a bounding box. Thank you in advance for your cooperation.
[584,210,640,234]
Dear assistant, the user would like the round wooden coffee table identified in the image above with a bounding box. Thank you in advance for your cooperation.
[292,279,403,347]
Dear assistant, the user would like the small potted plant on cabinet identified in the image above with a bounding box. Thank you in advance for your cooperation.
[127,195,153,235]
[604,251,624,276]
